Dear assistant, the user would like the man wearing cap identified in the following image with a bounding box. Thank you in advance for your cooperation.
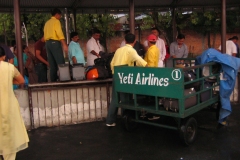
[218,36,237,57]
[144,34,159,67]
[144,28,166,67]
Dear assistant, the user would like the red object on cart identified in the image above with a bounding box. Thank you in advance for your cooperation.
[164,45,170,62]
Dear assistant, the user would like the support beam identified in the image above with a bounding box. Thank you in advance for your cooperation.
[64,8,70,45]
[129,0,135,34]
[73,8,77,31]
[14,0,23,76]
[172,7,177,42]
[221,0,226,53]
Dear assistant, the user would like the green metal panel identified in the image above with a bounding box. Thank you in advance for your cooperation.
[113,62,221,132]
[114,66,184,99]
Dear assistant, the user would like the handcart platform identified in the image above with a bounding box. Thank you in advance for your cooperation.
[114,60,220,145]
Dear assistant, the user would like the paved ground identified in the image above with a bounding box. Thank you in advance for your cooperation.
[17,104,240,160]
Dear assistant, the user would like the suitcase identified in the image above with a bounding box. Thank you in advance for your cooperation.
[163,88,197,112]
[184,70,200,90]
[58,64,71,81]
[200,82,213,102]
[71,64,85,80]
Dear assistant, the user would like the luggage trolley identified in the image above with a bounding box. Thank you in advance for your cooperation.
[113,60,220,145]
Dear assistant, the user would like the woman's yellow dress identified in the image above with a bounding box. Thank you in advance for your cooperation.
[0,61,29,155]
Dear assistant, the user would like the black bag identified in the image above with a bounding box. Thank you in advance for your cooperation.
[163,88,197,112]
[95,66,109,79]
[58,64,71,81]
[94,58,106,66]
[105,53,114,77]
[134,41,145,58]
[93,56,114,79]
[85,66,109,80]
[184,70,200,90]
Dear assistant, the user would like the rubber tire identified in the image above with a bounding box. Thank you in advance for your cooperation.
[122,111,138,132]
[179,117,198,146]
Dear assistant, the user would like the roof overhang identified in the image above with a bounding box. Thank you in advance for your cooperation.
[0,0,239,13]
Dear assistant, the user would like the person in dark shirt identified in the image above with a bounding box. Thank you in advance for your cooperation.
[120,30,145,58]
[0,43,14,64]
[35,37,49,83]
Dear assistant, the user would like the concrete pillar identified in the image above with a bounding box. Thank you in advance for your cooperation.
[221,0,226,53]
[129,0,135,34]
[64,8,70,45]
[13,0,23,76]
[73,9,77,31]
[172,7,177,42]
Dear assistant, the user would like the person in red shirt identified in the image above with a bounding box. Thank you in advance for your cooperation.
[34,37,49,83]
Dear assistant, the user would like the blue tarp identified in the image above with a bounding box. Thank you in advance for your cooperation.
[197,48,240,124]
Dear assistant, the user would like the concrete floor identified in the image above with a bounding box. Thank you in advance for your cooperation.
[17,104,240,160]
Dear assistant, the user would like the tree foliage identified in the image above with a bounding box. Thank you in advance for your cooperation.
[141,10,240,46]
[141,11,186,44]
[0,13,50,43]
[0,13,15,44]
[189,11,221,35]
[226,10,240,32]
[25,13,50,41]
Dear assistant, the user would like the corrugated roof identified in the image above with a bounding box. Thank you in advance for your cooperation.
[0,0,239,13]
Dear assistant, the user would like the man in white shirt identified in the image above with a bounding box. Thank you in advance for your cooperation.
[218,39,237,56]
[143,27,166,67]
[86,29,104,66]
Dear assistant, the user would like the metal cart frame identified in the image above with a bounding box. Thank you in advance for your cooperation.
[114,60,220,145]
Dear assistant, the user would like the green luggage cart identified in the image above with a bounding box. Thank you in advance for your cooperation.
[113,60,220,145]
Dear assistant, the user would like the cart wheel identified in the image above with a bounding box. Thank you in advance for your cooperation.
[179,117,198,145]
[122,111,138,132]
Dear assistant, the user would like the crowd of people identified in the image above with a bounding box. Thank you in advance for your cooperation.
[105,27,190,126]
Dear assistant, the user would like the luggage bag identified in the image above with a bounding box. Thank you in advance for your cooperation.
[71,64,85,80]
[200,82,213,102]
[163,88,197,112]
[58,64,71,81]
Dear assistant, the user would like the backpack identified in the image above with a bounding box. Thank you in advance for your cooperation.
[85,65,109,80]
[86,55,115,80]
[134,41,145,58]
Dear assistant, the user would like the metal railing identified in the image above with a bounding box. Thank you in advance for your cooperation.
[28,79,112,129]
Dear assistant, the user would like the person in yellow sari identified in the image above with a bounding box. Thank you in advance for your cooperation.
[0,46,29,160]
